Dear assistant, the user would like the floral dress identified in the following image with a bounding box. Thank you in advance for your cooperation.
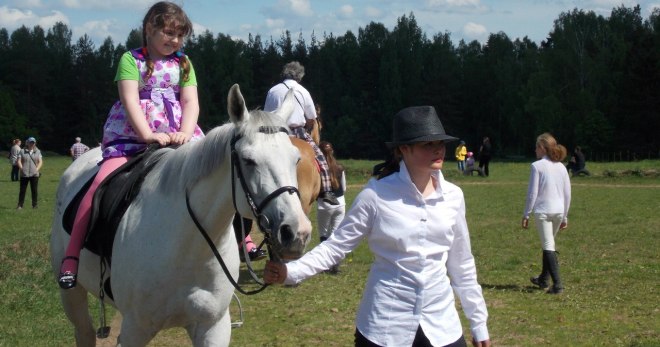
[102,48,204,158]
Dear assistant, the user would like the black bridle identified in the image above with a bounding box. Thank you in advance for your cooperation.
[186,126,300,295]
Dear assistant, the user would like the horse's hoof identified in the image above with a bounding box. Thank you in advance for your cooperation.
[58,272,77,289]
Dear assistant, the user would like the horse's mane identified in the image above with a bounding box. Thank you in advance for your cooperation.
[152,109,287,193]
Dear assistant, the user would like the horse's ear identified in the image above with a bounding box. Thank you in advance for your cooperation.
[227,84,250,124]
[275,89,296,123]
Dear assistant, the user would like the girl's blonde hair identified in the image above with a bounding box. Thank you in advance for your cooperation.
[536,132,567,162]
[141,1,193,82]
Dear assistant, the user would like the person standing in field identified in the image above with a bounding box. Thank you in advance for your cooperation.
[522,132,571,294]
[69,137,90,161]
[316,140,347,274]
[264,106,491,347]
[16,137,42,209]
[9,138,22,181]
[478,136,491,177]
[455,140,467,172]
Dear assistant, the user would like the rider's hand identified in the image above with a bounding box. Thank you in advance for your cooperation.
[168,132,191,146]
[146,133,170,147]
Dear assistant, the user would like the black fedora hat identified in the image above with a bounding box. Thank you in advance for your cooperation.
[385,106,457,149]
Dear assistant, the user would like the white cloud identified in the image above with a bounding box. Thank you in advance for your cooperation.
[266,18,285,29]
[284,0,313,17]
[192,22,208,36]
[339,5,354,19]
[0,6,36,26]
[0,6,69,30]
[75,19,114,41]
[426,0,489,13]
[39,9,69,28]
[463,21,487,40]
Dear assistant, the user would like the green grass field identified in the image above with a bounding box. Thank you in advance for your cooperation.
[0,155,658,346]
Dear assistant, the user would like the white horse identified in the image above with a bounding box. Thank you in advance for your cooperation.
[50,84,312,346]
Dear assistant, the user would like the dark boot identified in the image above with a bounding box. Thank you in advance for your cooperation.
[530,251,550,289]
[545,250,563,294]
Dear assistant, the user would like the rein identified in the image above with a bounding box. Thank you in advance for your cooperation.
[186,126,299,295]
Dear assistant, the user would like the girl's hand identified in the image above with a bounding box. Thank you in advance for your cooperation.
[263,261,287,284]
[522,218,529,229]
[560,221,568,229]
[146,133,171,147]
[472,338,491,347]
[168,132,191,145]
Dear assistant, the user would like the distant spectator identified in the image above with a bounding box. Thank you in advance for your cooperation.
[455,140,467,172]
[70,137,90,161]
[9,138,22,181]
[16,137,42,209]
[464,152,484,177]
[478,136,492,177]
[566,146,590,176]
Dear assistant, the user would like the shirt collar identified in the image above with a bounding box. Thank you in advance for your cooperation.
[397,160,445,198]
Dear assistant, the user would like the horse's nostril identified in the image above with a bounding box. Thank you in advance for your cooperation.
[279,224,294,246]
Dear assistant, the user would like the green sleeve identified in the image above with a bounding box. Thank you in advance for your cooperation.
[182,57,197,87]
[114,51,197,86]
[114,51,139,82]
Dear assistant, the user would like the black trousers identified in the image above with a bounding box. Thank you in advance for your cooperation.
[354,327,467,347]
[478,156,491,176]
[18,176,39,207]
[11,165,20,181]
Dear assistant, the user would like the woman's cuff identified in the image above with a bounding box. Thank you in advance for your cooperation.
[471,325,490,343]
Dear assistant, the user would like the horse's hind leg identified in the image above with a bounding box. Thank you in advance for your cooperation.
[60,286,96,347]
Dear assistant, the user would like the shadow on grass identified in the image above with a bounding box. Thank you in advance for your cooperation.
[481,283,545,293]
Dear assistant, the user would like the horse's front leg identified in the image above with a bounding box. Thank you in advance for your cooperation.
[116,313,157,347]
[187,309,232,347]
[59,285,96,347]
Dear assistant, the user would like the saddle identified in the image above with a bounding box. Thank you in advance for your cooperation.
[62,144,169,267]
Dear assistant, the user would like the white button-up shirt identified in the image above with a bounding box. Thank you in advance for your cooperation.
[285,161,490,346]
[523,156,572,222]
[263,79,317,128]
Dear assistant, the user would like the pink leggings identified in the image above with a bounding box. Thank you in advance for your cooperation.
[60,157,129,274]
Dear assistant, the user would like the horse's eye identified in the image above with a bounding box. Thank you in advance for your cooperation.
[243,158,257,166]
[296,158,301,165]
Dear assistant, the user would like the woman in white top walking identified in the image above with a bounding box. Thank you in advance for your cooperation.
[264,106,491,347]
[522,132,571,294]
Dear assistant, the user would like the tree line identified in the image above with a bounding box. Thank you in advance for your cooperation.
[1,5,658,160]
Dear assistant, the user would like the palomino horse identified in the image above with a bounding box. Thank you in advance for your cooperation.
[50,84,311,347]
[291,137,321,215]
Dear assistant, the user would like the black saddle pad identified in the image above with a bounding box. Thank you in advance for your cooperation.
[62,144,169,265]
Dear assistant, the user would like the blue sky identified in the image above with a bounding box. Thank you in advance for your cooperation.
[1,0,658,48]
